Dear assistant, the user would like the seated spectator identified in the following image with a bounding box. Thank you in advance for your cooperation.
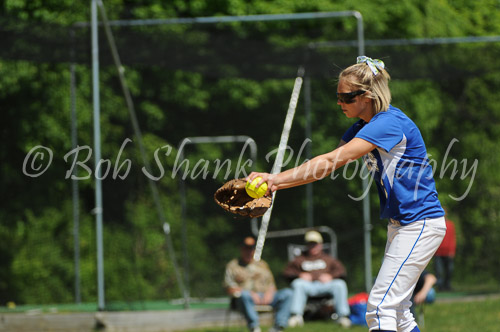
[283,231,351,328]
[224,236,293,332]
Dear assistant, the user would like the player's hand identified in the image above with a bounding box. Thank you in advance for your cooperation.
[246,172,278,195]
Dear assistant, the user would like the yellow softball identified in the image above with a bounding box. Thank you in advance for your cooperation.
[245,177,268,198]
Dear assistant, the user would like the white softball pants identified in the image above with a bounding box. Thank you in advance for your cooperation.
[366,217,446,332]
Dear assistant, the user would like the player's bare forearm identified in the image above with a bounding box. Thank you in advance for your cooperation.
[248,138,375,192]
[272,154,338,190]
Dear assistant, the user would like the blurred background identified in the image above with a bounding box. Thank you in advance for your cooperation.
[1,0,500,311]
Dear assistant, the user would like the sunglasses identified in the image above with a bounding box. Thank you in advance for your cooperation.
[337,90,366,104]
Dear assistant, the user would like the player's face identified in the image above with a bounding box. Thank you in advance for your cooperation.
[337,79,373,122]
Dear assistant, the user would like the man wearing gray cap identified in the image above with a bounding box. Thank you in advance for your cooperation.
[283,231,351,328]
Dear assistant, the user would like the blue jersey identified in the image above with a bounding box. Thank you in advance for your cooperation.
[342,105,444,224]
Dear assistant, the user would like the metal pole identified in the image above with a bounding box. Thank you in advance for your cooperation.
[177,168,189,308]
[363,174,372,292]
[95,0,190,308]
[354,11,365,55]
[299,11,371,292]
[162,223,187,306]
[304,74,313,228]
[91,0,105,311]
[265,226,338,258]
[74,11,365,28]
[70,28,81,304]
[254,67,304,262]
[353,11,373,292]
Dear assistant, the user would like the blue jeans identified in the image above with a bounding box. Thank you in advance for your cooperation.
[236,288,293,329]
[289,278,351,317]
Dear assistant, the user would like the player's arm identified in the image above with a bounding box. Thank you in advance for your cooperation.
[249,138,375,192]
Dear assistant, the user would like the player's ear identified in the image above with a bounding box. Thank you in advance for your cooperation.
[363,90,373,102]
[363,93,375,109]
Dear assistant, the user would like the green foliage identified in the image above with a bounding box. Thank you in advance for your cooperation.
[11,206,75,303]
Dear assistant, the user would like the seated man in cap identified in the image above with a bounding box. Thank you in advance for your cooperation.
[283,230,351,328]
[224,236,293,332]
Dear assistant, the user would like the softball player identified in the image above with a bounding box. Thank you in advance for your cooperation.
[248,56,445,332]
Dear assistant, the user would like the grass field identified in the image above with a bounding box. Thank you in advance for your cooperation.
[1,293,498,331]
[186,295,500,332]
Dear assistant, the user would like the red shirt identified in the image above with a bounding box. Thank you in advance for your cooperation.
[435,219,456,257]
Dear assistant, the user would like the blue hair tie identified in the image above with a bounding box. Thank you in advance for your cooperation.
[357,56,385,76]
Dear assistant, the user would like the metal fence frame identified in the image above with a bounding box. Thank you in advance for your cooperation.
[77,4,371,309]
[75,4,500,309]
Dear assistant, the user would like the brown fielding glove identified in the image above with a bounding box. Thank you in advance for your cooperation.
[214,178,272,218]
